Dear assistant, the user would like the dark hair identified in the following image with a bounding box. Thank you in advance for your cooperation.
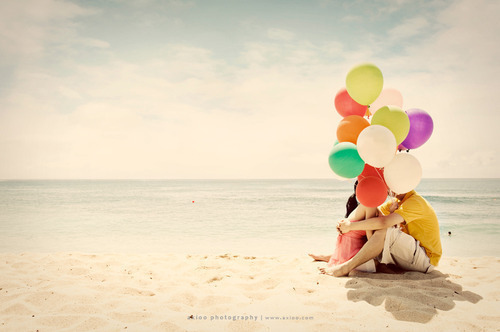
[345,180,359,218]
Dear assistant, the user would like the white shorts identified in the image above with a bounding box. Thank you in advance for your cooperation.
[378,226,434,273]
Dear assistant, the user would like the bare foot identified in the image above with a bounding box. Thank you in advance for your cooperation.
[318,263,351,277]
[308,253,331,262]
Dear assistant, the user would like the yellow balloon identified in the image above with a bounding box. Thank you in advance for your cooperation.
[345,63,383,106]
[371,106,410,145]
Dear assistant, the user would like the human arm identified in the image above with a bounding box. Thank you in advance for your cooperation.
[377,198,398,216]
[337,212,404,234]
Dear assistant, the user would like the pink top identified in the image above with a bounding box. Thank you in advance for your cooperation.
[327,227,366,267]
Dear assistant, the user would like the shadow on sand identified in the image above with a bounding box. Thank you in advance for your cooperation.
[344,269,482,323]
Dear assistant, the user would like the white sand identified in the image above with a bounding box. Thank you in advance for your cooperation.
[1,253,499,331]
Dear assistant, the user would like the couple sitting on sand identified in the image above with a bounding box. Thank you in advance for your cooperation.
[310,181,442,277]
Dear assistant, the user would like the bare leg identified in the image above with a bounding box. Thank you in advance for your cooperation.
[349,204,377,240]
[308,254,331,262]
[347,204,378,221]
[312,205,378,267]
[319,228,387,277]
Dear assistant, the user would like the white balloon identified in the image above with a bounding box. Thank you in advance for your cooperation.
[357,125,397,168]
[369,88,403,114]
[384,153,422,194]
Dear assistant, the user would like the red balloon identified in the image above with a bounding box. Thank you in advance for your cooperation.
[358,164,385,184]
[356,176,388,207]
[334,88,368,118]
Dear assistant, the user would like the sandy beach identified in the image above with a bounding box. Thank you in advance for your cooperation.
[1,253,499,331]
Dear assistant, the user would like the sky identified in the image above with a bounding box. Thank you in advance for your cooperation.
[0,0,499,179]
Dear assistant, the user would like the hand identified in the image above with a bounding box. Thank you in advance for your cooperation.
[389,199,399,213]
[337,219,351,235]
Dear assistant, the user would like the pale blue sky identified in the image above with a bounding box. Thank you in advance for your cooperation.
[0,0,499,178]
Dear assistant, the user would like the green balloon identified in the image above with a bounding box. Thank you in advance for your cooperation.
[371,105,410,145]
[345,63,384,106]
[328,142,365,179]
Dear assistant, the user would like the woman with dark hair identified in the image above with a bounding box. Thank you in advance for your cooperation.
[309,181,378,272]
[345,180,360,218]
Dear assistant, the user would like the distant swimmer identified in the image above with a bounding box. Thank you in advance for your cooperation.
[448,231,452,236]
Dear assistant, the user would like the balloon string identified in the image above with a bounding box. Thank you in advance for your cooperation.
[374,166,392,199]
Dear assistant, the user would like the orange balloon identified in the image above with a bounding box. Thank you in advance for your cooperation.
[336,115,370,144]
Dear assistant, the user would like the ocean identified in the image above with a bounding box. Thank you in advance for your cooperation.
[0,179,499,257]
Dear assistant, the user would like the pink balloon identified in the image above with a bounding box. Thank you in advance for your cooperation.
[334,88,368,118]
[369,88,403,114]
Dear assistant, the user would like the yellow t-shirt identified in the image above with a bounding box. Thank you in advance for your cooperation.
[380,190,442,266]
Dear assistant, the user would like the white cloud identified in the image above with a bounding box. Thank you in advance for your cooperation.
[1,0,499,179]
[0,37,344,178]
[371,0,500,177]
[77,38,110,49]
[57,86,83,100]
[387,16,429,41]
[340,15,363,23]
[267,28,295,41]
[373,0,415,16]
[0,0,95,64]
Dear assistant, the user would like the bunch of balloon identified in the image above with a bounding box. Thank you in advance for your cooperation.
[328,63,434,207]
[385,108,434,195]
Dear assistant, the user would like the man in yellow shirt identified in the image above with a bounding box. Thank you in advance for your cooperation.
[320,190,442,277]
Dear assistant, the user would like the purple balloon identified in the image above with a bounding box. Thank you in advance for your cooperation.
[401,109,433,149]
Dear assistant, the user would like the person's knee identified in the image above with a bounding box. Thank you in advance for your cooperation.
[358,204,378,219]
[351,204,377,220]
[372,228,387,241]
